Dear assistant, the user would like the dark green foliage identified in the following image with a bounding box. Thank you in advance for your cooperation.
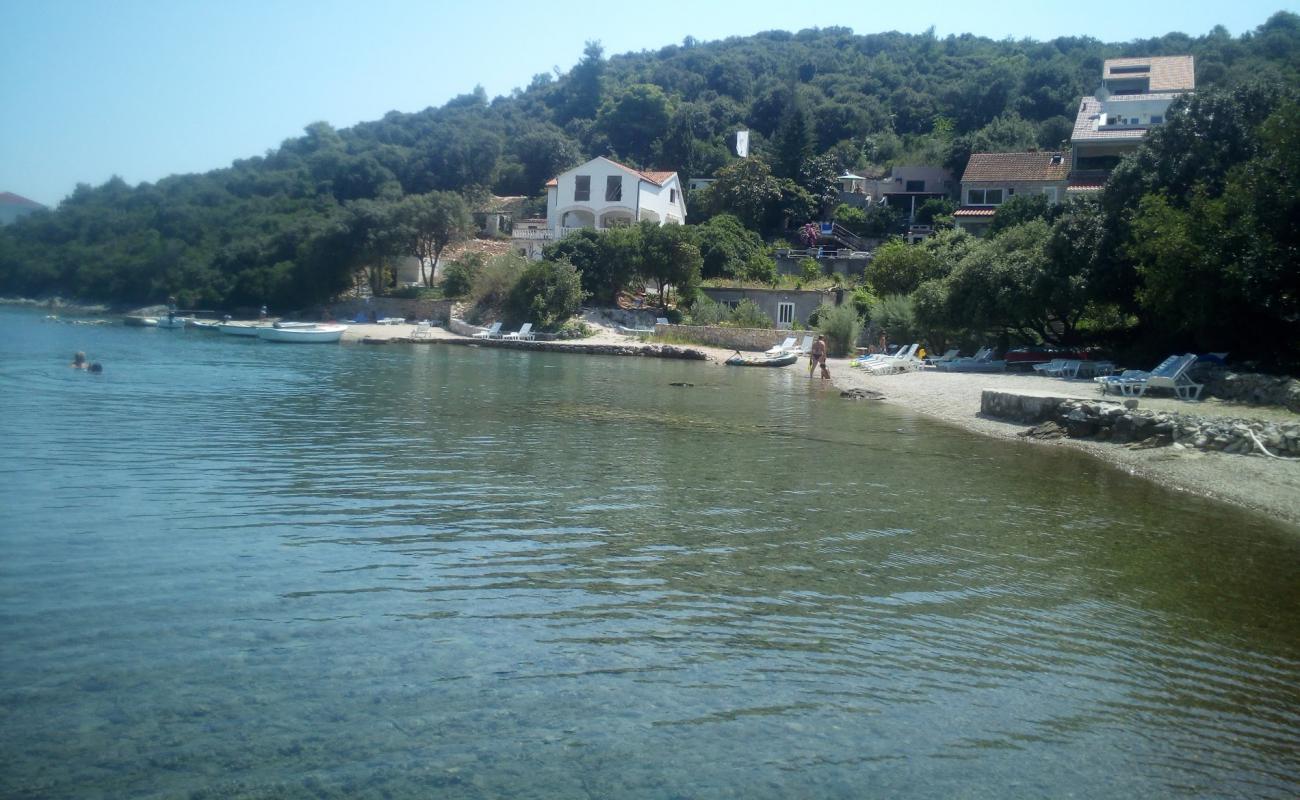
[508,259,588,330]
[694,214,767,278]
[988,193,1057,235]
[440,252,485,298]
[3,14,1297,324]
[815,302,862,356]
[728,298,773,328]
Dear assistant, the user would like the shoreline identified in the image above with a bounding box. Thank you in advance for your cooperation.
[342,322,1300,528]
[825,360,1300,529]
[26,302,1300,530]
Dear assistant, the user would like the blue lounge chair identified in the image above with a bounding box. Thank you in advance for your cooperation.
[1096,354,1202,400]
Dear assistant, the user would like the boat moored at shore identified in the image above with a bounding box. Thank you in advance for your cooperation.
[255,323,347,343]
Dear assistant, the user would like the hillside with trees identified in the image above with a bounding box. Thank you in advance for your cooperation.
[1,12,1297,361]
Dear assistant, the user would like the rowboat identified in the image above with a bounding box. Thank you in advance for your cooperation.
[256,323,348,343]
[725,352,798,367]
[218,322,262,336]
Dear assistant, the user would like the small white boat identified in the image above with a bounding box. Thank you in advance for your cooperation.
[156,315,192,329]
[256,323,348,343]
[219,322,263,336]
[189,319,220,331]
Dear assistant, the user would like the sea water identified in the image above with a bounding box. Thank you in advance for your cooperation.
[1,306,1297,799]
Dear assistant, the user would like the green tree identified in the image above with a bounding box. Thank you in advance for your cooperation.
[816,302,863,357]
[401,191,471,287]
[639,222,701,307]
[704,157,782,231]
[694,214,767,278]
[865,238,940,295]
[596,84,673,164]
[509,259,588,330]
[440,251,485,298]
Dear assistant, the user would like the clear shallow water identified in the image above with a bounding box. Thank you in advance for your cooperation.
[1,307,1298,799]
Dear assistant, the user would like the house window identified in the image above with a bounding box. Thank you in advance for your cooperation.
[905,179,924,192]
[1042,187,1058,204]
[605,175,622,202]
[1150,115,1163,124]
[574,175,590,201]
[967,188,1004,206]
[670,189,677,204]
[777,302,795,328]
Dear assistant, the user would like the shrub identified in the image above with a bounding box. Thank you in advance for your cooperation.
[468,253,527,319]
[440,252,486,298]
[687,297,729,326]
[507,259,587,331]
[555,320,593,340]
[816,302,862,357]
[869,293,918,344]
[729,298,774,328]
[799,258,820,283]
[743,253,777,284]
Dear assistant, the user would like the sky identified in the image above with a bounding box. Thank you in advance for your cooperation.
[2,0,1294,207]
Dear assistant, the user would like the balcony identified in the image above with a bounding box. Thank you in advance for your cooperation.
[511,228,554,241]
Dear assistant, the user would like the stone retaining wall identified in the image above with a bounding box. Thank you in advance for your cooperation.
[656,323,801,352]
[982,390,1300,457]
[321,298,454,323]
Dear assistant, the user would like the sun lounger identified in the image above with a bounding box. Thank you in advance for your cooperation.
[503,322,534,341]
[765,337,797,356]
[865,344,921,375]
[410,321,433,339]
[1033,358,1068,375]
[926,348,960,366]
[1096,354,1201,400]
[473,322,502,339]
[656,317,669,326]
[792,335,815,355]
[934,347,1005,373]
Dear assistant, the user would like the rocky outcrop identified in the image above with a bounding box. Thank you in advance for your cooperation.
[1196,366,1300,413]
[993,392,1300,458]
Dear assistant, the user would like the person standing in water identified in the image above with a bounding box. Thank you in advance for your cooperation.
[71,351,88,369]
[810,335,829,379]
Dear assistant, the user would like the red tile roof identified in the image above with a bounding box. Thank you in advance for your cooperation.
[960,152,1069,183]
[953,208,996,218]
[544,157,678,188]
[0,192,45,209]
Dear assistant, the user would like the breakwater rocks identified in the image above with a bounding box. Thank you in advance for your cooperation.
[1197,367,1300,414]
[436,337,708,361]
[982,390,1300,458]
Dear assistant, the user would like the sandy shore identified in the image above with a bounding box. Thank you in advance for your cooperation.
[341,321,1299,528]
[828,360,1300,528]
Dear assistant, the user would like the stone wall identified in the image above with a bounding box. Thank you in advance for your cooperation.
[321,298,454,324]
[982,390,1300,458]
[657,323,806,352]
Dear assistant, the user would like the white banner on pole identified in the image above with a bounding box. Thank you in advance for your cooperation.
[736,130,749,158]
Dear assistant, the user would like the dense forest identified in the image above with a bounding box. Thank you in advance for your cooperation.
[1,13,1298,362]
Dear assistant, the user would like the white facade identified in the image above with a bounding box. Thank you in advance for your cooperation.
[546,157,685,237]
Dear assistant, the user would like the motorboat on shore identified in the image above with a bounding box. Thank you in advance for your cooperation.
[256,323,348,343]
[725,352,798,367]
[123,316,158,327]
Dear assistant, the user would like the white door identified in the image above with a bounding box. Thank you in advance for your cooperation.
[777,302,795,329]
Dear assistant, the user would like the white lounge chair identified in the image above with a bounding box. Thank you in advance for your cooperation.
[503,322,534,341]
[656,317,669,326]
[765,337,797,356]
[793,335,815,355]
[1033,358,1068,375]
[473,322,502,339]
[410,321,432,339]
[1096,354,1201,400]
[866,344,921,375]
